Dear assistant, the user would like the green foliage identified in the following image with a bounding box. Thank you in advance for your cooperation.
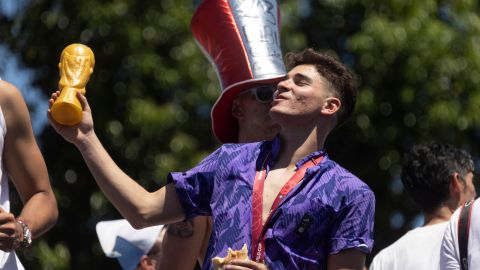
[2,0,480,268]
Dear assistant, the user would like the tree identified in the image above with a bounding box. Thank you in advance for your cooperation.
[1,0,479,268]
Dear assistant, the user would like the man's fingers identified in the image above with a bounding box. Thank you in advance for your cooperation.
[76,91,90,112]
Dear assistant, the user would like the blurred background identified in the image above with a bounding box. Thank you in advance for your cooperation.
[1,0,480,269]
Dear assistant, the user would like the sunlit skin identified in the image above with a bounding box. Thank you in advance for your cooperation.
[271,64,340,130]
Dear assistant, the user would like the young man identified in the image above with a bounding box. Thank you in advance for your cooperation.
[441,198,480,270]
[48,48,374,269]
[156,83,280,270]
[369,142,476,270]
[0,80,58,269]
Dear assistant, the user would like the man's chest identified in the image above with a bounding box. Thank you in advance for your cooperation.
[262,168,296,224]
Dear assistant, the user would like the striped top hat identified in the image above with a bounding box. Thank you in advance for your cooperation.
[191,0,286,143]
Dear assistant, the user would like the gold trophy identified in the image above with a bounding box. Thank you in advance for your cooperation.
[51,43,95,125]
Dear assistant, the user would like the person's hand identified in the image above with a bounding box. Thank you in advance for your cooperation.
[0,208,21,251]
[225,259,269,270]
[48,90,95,146]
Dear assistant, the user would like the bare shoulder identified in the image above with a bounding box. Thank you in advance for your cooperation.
[0,80,25,105]
[0,80,32,128]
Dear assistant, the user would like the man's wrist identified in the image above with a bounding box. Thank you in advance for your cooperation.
[75,132,97,151]
[14,219,32,249]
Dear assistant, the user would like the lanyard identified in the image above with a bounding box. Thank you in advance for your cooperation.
[251,153,324,262]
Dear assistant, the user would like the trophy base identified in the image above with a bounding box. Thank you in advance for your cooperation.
[51,88,83,126]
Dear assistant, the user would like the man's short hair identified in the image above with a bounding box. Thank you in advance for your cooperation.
[401,142,474,213]
[284,48,357,127]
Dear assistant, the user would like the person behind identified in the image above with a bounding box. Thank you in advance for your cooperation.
[369,142,476,270]
[48,48,374,270]
[157,82,280,269]
[156,1,285,269]
[0,80,58,269]
[96,219,164,270]
[441,198,480,269]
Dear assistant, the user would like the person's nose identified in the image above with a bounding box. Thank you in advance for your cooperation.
[275,79,290,96]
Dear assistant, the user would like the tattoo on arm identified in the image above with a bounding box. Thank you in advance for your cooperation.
[166,219,194,238]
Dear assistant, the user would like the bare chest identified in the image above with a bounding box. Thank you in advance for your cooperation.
[261,168,296,224]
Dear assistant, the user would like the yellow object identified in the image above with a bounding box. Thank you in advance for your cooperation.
[211,244,249,270]
[51,43,95,125]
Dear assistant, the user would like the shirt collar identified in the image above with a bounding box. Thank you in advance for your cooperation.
[294,149,327,169]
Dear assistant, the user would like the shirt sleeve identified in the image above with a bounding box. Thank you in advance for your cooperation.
[167,147,221,220]
[440,209,461,270]
[329,184,376,254]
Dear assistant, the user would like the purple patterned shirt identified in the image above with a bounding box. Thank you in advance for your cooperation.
[168,137,375,270]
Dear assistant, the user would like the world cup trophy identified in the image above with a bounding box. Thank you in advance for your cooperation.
[51,43,95,125]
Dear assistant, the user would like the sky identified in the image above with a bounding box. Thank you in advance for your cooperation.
[0,0,49,135]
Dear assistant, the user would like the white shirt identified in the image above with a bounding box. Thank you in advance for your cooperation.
[369,222,448,270]
[441,198,480,270]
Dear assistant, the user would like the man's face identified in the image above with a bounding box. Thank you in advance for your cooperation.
[270,64,337,123]
[234,85,280,142]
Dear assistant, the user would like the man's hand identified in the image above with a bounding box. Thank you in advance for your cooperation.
[225,259,269,270]
[0,208,21,251]
[48,90,95,146]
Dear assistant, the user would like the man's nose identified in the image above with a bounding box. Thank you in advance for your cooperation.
[276,79,289,92]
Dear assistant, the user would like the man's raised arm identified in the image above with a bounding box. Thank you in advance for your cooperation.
[48,91,185,228]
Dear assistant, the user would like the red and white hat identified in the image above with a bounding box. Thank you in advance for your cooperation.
[191,0,286,143]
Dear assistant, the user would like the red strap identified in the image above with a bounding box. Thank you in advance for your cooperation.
[458,199,475,270]
[251,154,324,262]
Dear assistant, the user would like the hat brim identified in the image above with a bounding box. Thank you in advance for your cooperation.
[211,76,284,143]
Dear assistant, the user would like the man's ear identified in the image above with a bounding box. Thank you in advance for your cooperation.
[320,97,341,116]
[450,172,464,195]
[232,97,245,120]
[138,255,156,270]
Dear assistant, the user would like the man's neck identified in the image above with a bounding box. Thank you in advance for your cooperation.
[423,205,456,226]
[274,126,328,169]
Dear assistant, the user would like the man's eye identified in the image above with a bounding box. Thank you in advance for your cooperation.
[296,81,307,86]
